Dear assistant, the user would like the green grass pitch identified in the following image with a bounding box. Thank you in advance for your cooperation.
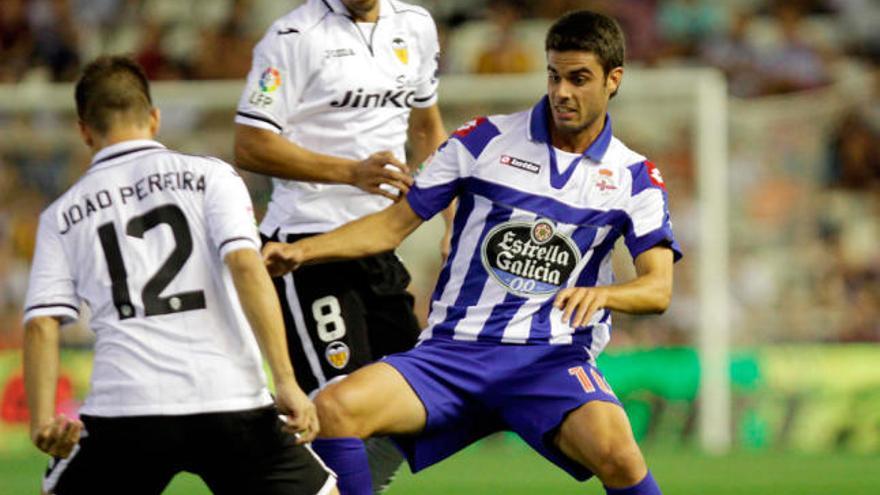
[3,438,879,494]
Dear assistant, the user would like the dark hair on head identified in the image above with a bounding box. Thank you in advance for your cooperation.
[74,56,153,134]
[545,10,625,77]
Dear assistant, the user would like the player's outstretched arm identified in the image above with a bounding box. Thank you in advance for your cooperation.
[554,246,674,328]
[264,199,424,277]
[225,248,318,444]
[407,104,456,260]
[23,316,83,458]
[234,125,413,200]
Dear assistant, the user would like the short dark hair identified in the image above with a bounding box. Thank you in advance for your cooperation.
[74,56,153,134]
[545,10,626,77]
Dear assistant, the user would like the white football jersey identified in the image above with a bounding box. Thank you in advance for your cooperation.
[23,139,273,417]
[235,0,440,235]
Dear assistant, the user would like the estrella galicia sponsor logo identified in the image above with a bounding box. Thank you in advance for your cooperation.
[499,154,541,174]
[330,88,417,108]
[481,220,580,296]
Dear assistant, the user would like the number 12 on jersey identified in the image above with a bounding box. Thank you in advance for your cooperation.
[98,204,205,320]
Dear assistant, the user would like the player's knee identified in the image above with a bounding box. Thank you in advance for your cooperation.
[591,443,646,487]
[315,385,368,438]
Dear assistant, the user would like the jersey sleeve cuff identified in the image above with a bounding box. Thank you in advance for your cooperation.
[411,91,438,108]
[406,181,458,220]
[218,236,261,258]
[234,111,283,134]
[23,303,79,325]
[625,228,683,262]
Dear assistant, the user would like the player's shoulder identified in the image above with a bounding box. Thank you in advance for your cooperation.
[386,0,434,23]
[387,0,432,18]
[444,110,526,159]
[604,138,669,192]
[605,137,648,171]
[159,150,240,177]
[258,0,330,45]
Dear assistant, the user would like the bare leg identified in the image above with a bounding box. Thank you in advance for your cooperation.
[554,401,649,489]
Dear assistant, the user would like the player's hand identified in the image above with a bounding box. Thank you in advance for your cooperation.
[350,151,413,201]
[275,380,320,444]
[554,287,610,328]
[263,242,303,277]
[31,414,83,458]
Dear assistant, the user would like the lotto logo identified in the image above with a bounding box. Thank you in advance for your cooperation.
[645,161,666,189]
[453,117,486,138]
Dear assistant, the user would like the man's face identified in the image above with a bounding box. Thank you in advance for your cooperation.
[546,50,622,136]
[342,0,378,18]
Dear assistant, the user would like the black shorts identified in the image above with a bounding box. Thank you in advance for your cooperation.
[263,232,421,394]
[43,406,335,495]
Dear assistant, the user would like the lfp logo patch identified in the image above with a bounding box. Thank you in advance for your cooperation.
[259,67,282,93]
[481,219,580,296]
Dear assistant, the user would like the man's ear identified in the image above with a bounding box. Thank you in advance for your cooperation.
[149,107,160,137]
[77,120,94,148]
[606,67,623,98]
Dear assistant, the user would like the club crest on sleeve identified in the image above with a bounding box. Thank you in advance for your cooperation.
[325,341,350,369]
[645,161,666,189]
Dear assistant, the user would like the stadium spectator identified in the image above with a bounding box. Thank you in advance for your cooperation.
[0,0,36,83]
[473,0,535,74]
[827,111,880,190]
[759,3,831,94]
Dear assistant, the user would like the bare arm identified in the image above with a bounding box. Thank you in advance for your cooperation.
[263,200,424,276]
[24,316,82,457]
[225,248,317,443]
[407,104,446,167]
[554,246,674,327]
[408,104,456,259]
[234,124,413,200]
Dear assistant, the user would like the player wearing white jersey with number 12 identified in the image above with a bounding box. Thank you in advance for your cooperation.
[234,1,449,494]
[23,56,338,495]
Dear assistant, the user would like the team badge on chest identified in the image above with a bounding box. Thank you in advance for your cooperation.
[591,168,618,195]
[391,37,408,65]
[481,219,580,296]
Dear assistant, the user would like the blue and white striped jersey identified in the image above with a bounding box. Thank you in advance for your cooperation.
[406,97,682,359]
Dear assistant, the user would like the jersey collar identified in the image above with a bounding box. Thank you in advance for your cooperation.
[90,139,166,171]
[321,0,394,19]
[527,95,613,164]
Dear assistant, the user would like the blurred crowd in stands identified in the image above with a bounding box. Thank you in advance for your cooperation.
[1,0,878,347]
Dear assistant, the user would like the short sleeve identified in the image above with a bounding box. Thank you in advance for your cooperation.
[624,161,683,261]
[23,211,80,324]
[235,30,298,134]
[204,163,261,258]
[411,15,440,108]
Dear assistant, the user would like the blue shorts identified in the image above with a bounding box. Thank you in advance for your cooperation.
[383,338,621,481]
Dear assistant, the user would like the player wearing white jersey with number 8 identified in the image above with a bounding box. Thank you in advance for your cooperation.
[23,56,338,495]
[234,1,450,493]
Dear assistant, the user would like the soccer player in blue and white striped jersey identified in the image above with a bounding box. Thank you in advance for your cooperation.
[264,10,680,495]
